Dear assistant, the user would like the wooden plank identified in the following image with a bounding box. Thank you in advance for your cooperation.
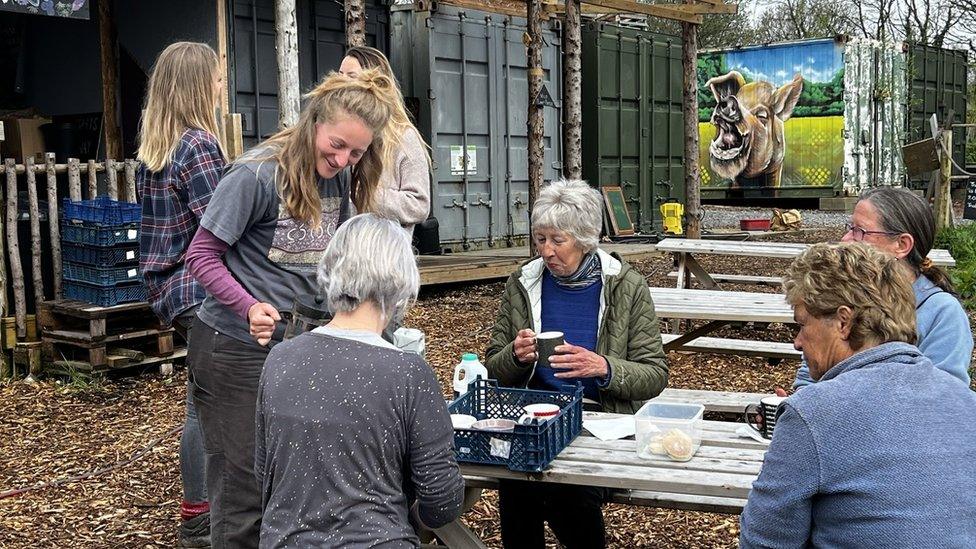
[43,327,173,347]
[667,271,783,286]
[579,0,702,22]
[660,333,801,360]
[656,388,774,414]
[42,299,151,320]
[656,238,956,267]
[46,347,187,374]
[649,287,795,324]
[432,520,489,549]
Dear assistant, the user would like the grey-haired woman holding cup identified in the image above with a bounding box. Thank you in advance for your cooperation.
[484,179,668,548]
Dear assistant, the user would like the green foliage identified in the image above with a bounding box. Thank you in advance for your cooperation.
[934,224,976,309]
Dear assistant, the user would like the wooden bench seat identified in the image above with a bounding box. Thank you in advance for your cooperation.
[666,271,783,286]
[463,475,746,514]
[660,333,801,360]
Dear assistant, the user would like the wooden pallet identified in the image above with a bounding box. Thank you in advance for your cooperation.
[48,348,187,376]
[37,299,175,370]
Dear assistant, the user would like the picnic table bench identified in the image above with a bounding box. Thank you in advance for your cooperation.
[649,287,797,359]
[656,238,956,290]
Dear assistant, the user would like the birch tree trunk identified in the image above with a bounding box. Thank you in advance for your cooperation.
[527,0,544,257]
[45,153,61,300]
[681,22,701,239]
[563,0,582,181]
[275,0,301,128]
[25,157,44,313]
[4,159,24,337]
[345,0,366,47]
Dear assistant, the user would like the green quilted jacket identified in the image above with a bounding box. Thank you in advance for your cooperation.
[484,249,668,414]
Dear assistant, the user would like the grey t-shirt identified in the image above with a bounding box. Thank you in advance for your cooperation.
[197,148,352,343]
[255,328,464,548]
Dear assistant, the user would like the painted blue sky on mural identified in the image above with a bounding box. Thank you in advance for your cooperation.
[723,39,843,86]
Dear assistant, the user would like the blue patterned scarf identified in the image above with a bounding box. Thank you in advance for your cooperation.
[551,252,602,289]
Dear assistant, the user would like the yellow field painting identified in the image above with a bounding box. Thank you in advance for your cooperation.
[698,116,845,189]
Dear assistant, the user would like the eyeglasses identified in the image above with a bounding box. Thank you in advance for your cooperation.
[845,223,900,241]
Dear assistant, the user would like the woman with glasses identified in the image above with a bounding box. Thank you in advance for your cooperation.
[791,187,972,390]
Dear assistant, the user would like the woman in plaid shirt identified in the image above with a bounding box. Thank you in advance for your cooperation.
[136,41,227,548]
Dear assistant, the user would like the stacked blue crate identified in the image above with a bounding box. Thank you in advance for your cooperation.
[61,198,146,307]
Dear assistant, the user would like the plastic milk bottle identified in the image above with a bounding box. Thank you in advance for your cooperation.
[452,353,488,399]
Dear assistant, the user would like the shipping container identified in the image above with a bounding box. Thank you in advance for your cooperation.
[580,23,685,233]
[905,43,969,189]
[230,0,390,146]
[391,3,563,251]
[697,37,913,202]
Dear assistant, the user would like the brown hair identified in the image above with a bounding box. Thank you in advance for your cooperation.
[784,242,917,350]
[859,187,956,296]
[137,42,226,171]
[259,69,400,226]
[344,46,431,173]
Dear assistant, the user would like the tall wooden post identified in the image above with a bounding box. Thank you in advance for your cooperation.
[562,0,582,181]
[345,0,366,47]
[216,0,232,117]
[98,0,123,160]
[935,129,954,231]
[681,21,701,239]
[527,0,544,257]
[275,0,301,128]
[5,159,24,338]
[45,153,61,300]
[25,157,43,313]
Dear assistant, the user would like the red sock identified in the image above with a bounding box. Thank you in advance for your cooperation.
[180,500,210,521]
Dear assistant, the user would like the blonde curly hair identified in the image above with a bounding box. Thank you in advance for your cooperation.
[783,242,917,350]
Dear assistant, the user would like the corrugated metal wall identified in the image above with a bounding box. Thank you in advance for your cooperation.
[905,43,969,188]
[230,0,389,146]
[580,23,684,233]
[842,38,906,194]
[391,3,563,251]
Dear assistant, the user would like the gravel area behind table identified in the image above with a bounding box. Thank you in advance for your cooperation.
[701,205,851,230]
[1,225,973,548]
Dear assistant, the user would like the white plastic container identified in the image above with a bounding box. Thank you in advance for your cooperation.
[452,353,488,398]
[634,401,704,461]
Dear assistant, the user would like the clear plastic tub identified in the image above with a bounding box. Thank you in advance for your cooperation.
[634,401,704,461]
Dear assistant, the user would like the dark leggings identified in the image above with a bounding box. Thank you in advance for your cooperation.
[498,480,608,549]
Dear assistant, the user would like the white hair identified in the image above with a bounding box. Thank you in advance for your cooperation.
[316,213,419,323]
[531,179,603,253]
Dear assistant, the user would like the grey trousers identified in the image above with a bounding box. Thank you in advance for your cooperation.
[189,317,270,549]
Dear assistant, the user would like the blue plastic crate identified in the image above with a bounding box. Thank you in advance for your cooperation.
[63,281,147,307]
[61,243,139,266]
[61,222,140,247]
[63,262,142,287]
[448,379,583,472]
[62,196,141,225]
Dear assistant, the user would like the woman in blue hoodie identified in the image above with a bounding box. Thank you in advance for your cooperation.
[792,186,972,389]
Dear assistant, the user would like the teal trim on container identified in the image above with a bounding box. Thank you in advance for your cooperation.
[581,23,684,233]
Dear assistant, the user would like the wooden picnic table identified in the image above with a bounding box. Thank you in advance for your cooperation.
[648,287,796,354]
[438,407,769,548]
[656,238,956,290]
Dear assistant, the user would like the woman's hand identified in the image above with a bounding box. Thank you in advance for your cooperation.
[549,344,609,379]
[512,329,537,364]
[248,302,281,346]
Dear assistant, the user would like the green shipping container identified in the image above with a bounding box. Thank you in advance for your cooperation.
[905,43,969,189]
[581,23,684,233]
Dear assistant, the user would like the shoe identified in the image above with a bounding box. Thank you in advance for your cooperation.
[178,512,212,548]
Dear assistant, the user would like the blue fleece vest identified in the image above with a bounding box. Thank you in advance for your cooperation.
[533,270,602,400]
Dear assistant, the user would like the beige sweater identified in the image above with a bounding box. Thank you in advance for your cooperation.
[375,127,431,236]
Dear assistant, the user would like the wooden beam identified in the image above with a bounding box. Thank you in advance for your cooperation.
[216,0,231,117]
[98,0,122,160]
[579,0,702,23]
[275,0,301,128]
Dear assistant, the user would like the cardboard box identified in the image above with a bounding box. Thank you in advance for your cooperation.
[0,117,50,162]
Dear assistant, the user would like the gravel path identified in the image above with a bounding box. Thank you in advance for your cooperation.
[701,205,850,230]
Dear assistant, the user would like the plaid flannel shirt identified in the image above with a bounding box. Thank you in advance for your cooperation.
[138,128,225,325]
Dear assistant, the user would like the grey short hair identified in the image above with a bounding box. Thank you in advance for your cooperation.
[531,179,603,253]
[316,213,419,322]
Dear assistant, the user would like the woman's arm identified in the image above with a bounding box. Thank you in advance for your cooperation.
[600,279,669,402]
[484,276,534,387]
[185,227,257,320]
[376,129,430,226]
[739,404,819,548]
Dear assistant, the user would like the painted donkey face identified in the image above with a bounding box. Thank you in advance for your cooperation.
[706,71,803,186]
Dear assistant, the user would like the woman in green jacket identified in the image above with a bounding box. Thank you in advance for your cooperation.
[484,179,668,549]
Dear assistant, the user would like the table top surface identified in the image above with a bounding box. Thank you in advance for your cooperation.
[459,413,767,506]
[649,287,795,324]
[656,238,955,267]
